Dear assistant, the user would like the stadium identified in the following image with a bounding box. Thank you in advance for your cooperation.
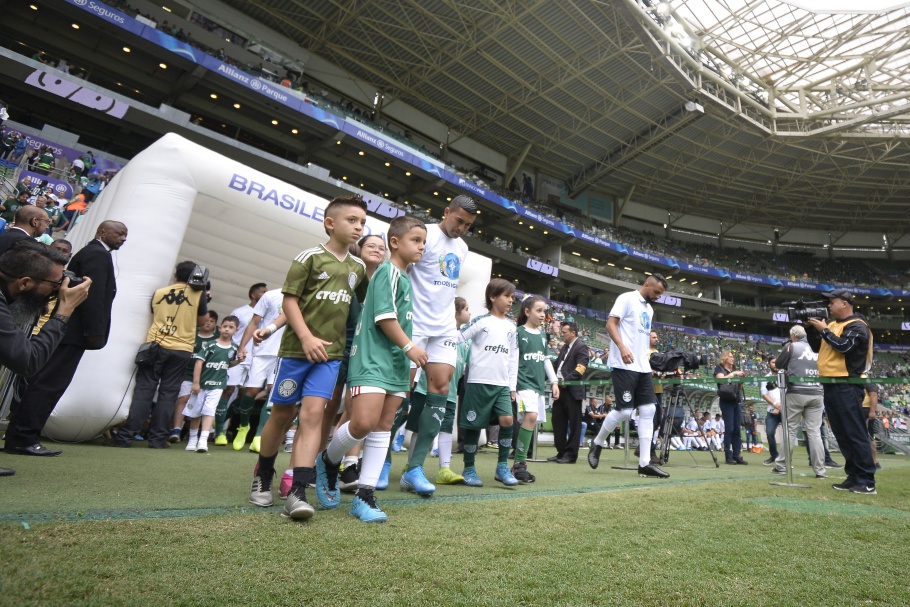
[0,1,909,605]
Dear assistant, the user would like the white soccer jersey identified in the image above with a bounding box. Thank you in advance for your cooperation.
[251,289,286,357]
[229,304,256,346]
[606,290,654,374]
[716,419,725,434]
[408,223,469,337]
[459,313,519,390]
[703,419,716,433]
[685,419,699,433]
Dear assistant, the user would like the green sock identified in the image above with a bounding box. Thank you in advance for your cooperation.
[407,392,447,471]
[235,394,256,426]
[214,398,229,435]
[462,429,481,468]
[498,423,514,466]
[255,405,271,437]
[515,426,533,463]
[385,396,411,465]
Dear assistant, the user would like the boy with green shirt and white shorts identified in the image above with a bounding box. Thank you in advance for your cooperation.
[316,216,429,523]
[185,316,243,453]
[247,196,369,521]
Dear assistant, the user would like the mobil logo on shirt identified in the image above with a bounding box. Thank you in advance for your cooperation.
[315,289,352,304]
[523,351,547,363]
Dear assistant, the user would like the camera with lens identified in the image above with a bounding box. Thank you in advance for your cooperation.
[650,349,707,373]
[63,270,84,288]
[780,299,828,322]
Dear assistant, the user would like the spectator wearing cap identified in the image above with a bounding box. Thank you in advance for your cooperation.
[806,289,877,495]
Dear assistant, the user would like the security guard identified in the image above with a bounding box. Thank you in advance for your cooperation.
[806,289,876,495]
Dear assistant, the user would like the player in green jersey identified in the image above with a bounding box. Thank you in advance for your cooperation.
[170,311,218,443]
[513,295,559,482]
[185,317,244,452]
[316,216,429,522]
[249,195,369,521]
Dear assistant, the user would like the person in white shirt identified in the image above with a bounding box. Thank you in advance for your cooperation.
[589,275,670,478]
[457,279,520,487]
[395,195,477,492]
[760,357,782,466]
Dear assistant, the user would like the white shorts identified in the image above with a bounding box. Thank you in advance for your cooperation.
[410,333,457,368]
[178,381,194,399]
[245,354,279,388]
[183,389,223,418]
[350,385,407,399]
[226,358,251,386]
[516,389,546,424]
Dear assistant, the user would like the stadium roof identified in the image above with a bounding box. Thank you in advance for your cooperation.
[222,0,910,233]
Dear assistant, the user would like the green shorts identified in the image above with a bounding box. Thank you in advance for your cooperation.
[460,383,512,430]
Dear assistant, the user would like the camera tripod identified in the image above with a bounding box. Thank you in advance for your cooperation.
[658,384,720,468]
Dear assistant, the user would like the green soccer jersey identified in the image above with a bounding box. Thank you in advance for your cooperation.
[347,260,413,392]
[279,244,368,360]
[194,341,238,389]
[44,205,64,228]
[516,325,550,394]
[184,333,218,381]
[415,340,469,403]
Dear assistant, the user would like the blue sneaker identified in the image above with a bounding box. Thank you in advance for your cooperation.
[462,466,483,487]
[376,460,391,491]
[349,491,387,523]
[314,450,340,509]
[431,447,439,457]
[494,463,520,486]
[400,466,436,496]
[392,432,405,452]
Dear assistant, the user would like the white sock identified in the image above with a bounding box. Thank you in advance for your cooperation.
[286,428,296,444]
[438,432,453,468]
[342,455,359,468]
[188,428,199,442]
[326,422,364,464]
[636,405,655,468]
[358,431,391,488]
[671,436,684,449]
[594,409,630,446]
[199,430,210,443]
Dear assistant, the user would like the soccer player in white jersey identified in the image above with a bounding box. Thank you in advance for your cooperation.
[457,278,520,487]
[394,194,476,495]
[589,275,670,478]
[219,283,267,447]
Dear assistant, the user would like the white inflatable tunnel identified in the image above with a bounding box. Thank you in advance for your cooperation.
[45,133,492,442]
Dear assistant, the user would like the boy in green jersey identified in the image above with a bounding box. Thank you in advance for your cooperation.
[316,215,428,522]
[249,195,369,521]
[185,317,243,453]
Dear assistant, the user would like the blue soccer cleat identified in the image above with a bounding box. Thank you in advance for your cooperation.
[494,463,520,486]
[376,460,392,491]
[314,450,340,509]
[400,466,436,496]
[349,491,387,523]
[462,466,483,487]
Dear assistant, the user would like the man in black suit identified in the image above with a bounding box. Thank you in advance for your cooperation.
[549,322,589,463]
[4,221,127,457]
[0,206,48,256]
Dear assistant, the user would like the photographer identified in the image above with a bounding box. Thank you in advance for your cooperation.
[715,350,747,465]
[772,325,826,479]
[0,241,92,472]
[760,356,781,466]
[805,289,876,494]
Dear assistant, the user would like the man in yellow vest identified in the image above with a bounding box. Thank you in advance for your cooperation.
[806,289,876,495]
[110,261,210,449]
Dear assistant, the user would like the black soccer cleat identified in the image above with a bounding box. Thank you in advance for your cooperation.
[588,443,603,469]
[638,464,670,479]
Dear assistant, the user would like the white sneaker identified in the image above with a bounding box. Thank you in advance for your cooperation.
[284,441,294,453]
[185,438,198,451]
[196,440,208,453]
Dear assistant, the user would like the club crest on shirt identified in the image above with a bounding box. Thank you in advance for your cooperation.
[438,253,461,280]
[466,410,477,422]
[348,272,357,290]
[622,390,632,403]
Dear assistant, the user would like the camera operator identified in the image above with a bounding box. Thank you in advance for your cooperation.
[760,356,781,466]
[805,289,876,494]
[772,325,826,479]
[0,241,92,473]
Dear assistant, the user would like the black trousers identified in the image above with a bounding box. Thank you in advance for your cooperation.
[5,344,85,448]
[824,384,876,486]
[115,348,191,448]
[552,392,582,461]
